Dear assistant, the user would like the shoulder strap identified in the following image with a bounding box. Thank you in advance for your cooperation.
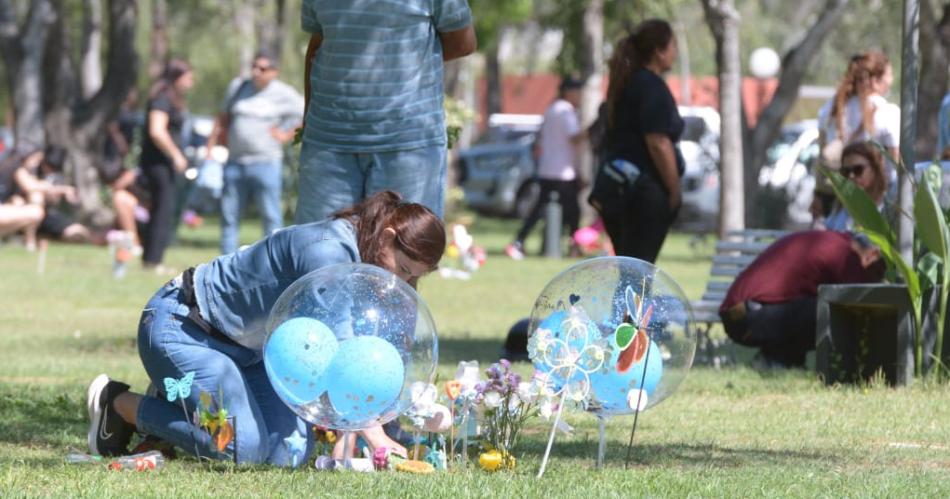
[225,79,252,115]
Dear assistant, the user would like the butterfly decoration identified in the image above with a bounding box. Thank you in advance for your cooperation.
[614,284,654,374]
[164,372,195,403]
[197,390,234,453]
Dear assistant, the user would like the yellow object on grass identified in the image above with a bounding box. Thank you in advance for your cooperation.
[479,450,516,472]
[395,459,435,474]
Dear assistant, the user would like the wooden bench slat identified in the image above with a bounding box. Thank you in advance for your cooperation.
[711,267,742,277]
[693,229,787,332]
[704,281,732,290]
[714,241,772,254]
[711,254,757,266]
[725,229,788,240]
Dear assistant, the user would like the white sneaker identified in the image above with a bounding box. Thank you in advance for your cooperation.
[505,243,525,261]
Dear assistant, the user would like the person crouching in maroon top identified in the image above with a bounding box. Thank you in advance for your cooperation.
[719,231,885,368]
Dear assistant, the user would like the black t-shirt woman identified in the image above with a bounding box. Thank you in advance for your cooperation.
[140,58,194,271]
[593,19,683,263]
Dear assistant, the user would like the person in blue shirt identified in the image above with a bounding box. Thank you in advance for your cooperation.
[86,190,445,466]
[294,0,476,224]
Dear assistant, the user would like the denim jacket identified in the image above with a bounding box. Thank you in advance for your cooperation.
[192,218,360,352]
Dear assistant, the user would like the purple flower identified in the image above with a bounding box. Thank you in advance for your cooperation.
[499,358,511,371]
[475,381,488,394]
[506,372,522,391]
[486,363,502,380]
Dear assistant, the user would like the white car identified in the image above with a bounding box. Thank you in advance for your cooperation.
[676,106,721,232]
[758,120,821,228]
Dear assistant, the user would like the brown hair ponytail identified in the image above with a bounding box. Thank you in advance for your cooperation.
[606,19,674,129]
[333,191,446,269]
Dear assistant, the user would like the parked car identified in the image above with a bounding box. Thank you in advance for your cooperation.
[456,114,542,218]
[676,106,721,232]
[758,120,820,228]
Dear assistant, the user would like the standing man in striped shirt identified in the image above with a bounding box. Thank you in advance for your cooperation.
[295,0,476,224]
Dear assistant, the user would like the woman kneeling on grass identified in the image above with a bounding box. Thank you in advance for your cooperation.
[86,190,445,466]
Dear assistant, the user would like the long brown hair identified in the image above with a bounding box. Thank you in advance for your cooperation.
[148,58,192,110]
[333,190,446,270]
[841,141,888,202]
[606,19,674,129]
[831,51,890,140]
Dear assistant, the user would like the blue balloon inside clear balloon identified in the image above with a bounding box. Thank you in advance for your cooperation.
[531,310,603,390]
[589,339,663,414]
[264,317,339,405]
[326,335,405,423]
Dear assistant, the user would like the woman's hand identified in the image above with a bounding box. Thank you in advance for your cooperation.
[330,425,408,460]
[172,151,188,173]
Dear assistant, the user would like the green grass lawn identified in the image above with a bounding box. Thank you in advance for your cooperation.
[2,217,950,497]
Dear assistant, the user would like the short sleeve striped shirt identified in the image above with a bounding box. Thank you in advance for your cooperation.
[301,0,473,153]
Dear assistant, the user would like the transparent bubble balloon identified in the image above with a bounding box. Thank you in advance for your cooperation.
[527,257,695,416]
[263,263,438,430]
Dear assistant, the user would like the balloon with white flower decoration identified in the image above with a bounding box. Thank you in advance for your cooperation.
[527,257,696,475]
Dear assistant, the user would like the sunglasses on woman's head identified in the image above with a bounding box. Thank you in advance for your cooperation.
[840,164,866,178]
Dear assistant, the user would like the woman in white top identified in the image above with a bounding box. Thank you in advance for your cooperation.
[818,51,899,165]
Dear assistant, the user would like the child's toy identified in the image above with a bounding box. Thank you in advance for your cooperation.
[67,450,165,471]
[439,224,486,280]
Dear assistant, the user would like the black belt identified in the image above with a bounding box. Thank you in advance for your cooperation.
[180,267,240,347]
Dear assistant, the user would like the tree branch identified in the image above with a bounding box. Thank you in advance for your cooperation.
[80,0,103,98]
[749,0,850,171]
[78,0,138,133]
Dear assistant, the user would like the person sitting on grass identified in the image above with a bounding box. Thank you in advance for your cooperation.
[0,151,45,245]
[86,190,445,466]
[2,146,86,248]
[718,230,884,369]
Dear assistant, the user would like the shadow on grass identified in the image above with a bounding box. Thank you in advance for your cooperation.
[517,438,837,469]
[439,337,516,366]
[0,385,87,454]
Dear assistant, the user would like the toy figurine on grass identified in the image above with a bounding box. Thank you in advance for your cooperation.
[84,191,445,467]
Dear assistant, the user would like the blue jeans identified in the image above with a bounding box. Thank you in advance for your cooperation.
[135,278,312,466]
[220,161,283,255]
[294,144,446,224]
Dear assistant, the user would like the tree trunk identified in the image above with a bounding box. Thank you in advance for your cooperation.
[485,40,503,117]
[578,0,603,126]
[915,0,950,160]
[80,0,103,99]
[746,0,848,182]
[702,0,745,237]
[675,20,692,106]
[0,0,56,152]
[577,0,603,221]
[44,0,138,224]
[234,0,256,79]
[148,0,167,80]
[255,0,286,59]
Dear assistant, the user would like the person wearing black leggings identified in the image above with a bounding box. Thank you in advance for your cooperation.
[592,19,683,264]
[140,59,194,270]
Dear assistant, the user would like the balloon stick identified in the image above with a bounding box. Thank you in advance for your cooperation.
[536,389,568,479]
[413,431,421,459]
[460,399,470,467]
[342,430,353,470]
[596,416,607,470]
[624,330,654,468]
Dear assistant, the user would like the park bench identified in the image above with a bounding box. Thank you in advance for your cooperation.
[691,229,789,366]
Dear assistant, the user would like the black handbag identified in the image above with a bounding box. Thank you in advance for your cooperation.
[588,158,641,215]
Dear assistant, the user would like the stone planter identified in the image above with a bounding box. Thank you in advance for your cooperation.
[815,283,950,386]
